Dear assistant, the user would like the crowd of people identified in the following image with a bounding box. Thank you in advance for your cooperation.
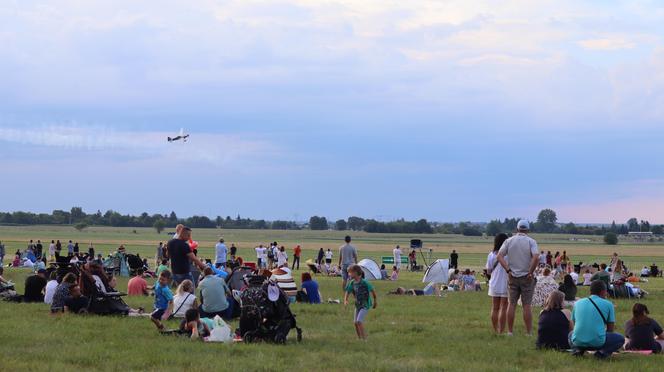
[1,223,663,353]
[483,220,663,358]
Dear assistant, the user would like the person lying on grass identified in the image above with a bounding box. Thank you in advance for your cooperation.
[388,283,440,296]
[179,308,211,341]
[151,270,174,331]
[344,264,377,340]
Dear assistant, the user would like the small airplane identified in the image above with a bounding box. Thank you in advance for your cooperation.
[167,128,190,143]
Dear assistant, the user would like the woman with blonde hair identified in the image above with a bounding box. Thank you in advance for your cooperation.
[172,279,198,318]
[536,291,573,350]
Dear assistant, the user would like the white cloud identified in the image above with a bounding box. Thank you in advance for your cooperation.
[578,37,635,50]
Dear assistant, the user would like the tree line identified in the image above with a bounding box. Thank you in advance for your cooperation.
[0,207,662,236]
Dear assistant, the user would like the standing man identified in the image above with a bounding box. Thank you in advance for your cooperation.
[165,227,206,286]
[393,245,402,271]
[450,250,459,270]
[35,240,43,260]
[215,238,228,269]
[0,240,5,266]
[230,244,237,260]
[569,280,624,359]
[292,245,302,270]
[339,235,358,291]
[155,242,164,268]
[496,220,539,336]
[255,244,267,269]
[67,240,74,256]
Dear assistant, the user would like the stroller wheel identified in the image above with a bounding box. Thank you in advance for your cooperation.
[244,333,254,344]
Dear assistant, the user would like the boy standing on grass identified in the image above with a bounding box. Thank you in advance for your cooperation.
[151,270,174,330]
[344,264,377,340]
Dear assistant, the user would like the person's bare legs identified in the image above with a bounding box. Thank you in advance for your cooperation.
[357,322,366,340]
[522,304,533,335]
[498,298,508,334]
[354,323,362,339]
[506,302,517,334]
[491,297,501,333]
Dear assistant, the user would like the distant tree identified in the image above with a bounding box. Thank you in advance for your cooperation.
[462,226,483,237]
[153,219,166,234]
[604,232,618,245]
[486,219,503,236]
[414,219,433,234]
[651,225,664,235]
[627,218,639,232]
[74,222,88,232]
[609,221,618,233]
[309,216,329,230]
[335,219,347,231]
[640,220,651,232]
[215,216,223,227]
[536,209,558,233]
[562,222,578,235]
[347,216,366,231]
[70,207,85,224]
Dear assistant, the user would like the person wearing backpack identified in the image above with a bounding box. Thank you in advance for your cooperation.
[569,280,625,359]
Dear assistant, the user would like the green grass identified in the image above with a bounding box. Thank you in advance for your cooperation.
[1,226,664,371]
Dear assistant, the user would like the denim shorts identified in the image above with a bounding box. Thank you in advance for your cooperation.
[342,264,351,280]
[354,308,368,323]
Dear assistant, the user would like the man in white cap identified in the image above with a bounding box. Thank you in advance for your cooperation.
[496,220,539,336]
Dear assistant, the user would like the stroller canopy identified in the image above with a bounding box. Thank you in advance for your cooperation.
[357,259,381,281]
[423,259,449,284]
[270,268,297,297]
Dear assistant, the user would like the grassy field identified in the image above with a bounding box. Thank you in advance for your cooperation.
[1,226,664,371]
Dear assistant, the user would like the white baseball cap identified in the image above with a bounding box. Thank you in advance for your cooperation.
[517,220,530,230]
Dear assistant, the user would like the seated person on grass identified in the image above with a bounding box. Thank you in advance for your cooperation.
[537,291,573,350]
[127,269,149,296]
[300,272,321,304]
[198,267,232,319]
[65,285,89,314]
[569,280,624,359]
[173,279,198,318]
[380,265,388,280]
[51,273,78,314]
[179,308,211,341]
[624,303,664,354]
[590,264,610,288]
[151,270,174,330]
[24,269,48,303]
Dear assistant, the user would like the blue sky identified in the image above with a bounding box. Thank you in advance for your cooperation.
[1,1,663,223]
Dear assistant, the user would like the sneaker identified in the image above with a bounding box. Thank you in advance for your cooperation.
[571,348,584,357]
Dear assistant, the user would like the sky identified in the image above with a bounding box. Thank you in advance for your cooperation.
[1,0,663,223]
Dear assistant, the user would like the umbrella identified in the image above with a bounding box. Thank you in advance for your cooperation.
[357,259,382,281]
[423,259,450,284]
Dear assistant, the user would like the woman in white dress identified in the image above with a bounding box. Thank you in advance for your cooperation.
[486,233,509,334]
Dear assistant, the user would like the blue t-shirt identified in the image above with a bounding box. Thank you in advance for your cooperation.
[154,282,174,310]
[572,295,615,347]
[301,280,321,304]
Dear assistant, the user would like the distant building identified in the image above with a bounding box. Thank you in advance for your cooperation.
[627,231,653,241]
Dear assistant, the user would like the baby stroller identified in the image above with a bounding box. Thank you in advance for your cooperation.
[79,269,130,315]
[239,275,302,344]
[126,254,144,277]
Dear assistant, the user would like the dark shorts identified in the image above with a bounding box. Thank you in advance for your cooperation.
[508,275,536,305]
[325,259,332,264]
[151,308,166,320]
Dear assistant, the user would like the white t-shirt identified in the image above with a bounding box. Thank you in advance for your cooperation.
[325,250,333,260]
[582,273,593,285]
[255,247,266,260]
[277,251,287,266]
[44,280,58,304]
[393,248,402,263]
[570,271,579,285]
[172,292,196,318]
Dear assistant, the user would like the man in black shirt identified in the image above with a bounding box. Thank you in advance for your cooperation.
[166,227,206,286]
[24,269,48,302]
[450,250,459,269]
[35,240,44,260]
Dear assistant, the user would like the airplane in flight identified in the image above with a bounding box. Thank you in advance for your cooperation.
[167,128,189,143]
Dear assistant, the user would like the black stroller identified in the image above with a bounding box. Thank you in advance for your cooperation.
[79,268,131,315]
[126,254,144,277]
[239,275,302,344]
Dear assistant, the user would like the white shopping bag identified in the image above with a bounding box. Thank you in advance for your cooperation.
[207,315,233,343]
